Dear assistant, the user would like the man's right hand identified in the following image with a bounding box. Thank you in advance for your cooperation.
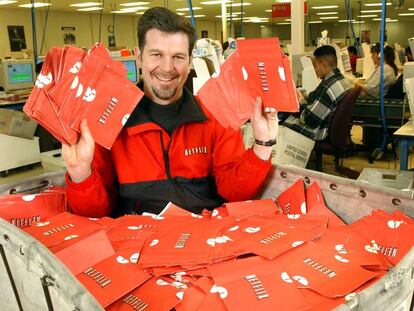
[62,119,95,183]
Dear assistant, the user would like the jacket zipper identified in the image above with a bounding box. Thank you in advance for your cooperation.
[159,131,188,208]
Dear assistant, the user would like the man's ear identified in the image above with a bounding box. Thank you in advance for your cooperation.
[134,46,142,67]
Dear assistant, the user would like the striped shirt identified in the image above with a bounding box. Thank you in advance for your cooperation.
[283,68,350,141]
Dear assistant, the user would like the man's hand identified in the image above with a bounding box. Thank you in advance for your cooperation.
[62,119,95,183]
[250,97,279,161]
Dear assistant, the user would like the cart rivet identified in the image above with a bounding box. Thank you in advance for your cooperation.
[304,177,310,184]
[359,190,366,198]
[392,198,401,206]
[329,183,337,191]
[3,234,9,241]
[280,172,287,178]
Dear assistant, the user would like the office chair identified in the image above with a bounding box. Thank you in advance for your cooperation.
[314,86,362,172]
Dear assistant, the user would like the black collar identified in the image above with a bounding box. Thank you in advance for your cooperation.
[125,83,208,128]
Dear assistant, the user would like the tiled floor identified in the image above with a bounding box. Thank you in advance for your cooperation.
[0,125,412,187]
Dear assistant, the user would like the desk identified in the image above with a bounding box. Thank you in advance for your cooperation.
[393,121,414,170]
[0,98,26,110]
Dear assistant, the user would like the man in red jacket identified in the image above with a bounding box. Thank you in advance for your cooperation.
[63,7,279,217]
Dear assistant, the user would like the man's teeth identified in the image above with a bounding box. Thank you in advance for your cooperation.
[155,75,174,82]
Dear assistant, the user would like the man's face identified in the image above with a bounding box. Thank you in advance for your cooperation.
[137,28,191,105]
[312,57,325,79]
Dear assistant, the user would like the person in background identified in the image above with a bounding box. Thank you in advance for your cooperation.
[405,46,413,62]
[223,38,236,60]
[63,7,279,217]
[282,45,351,141]
[347,45,359,73]
[356,44,397,98]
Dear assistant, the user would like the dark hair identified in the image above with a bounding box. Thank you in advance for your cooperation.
[137,7,196,56]
[313,45,337,67]
[384,45,398,75]
[348,45,358,55]
[370,43,381,54]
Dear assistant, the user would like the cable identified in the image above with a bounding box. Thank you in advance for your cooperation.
[30,0,39,65]
[344,0,359,51]
[98,0,105,43]
[186,0,198,39]
[39,0,50,55]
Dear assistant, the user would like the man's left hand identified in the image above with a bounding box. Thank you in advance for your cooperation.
[250,97,279,161]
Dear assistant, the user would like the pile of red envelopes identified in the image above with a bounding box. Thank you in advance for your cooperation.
[24,44,144,149]
[21,179,414,310]
[0,186,67,228]
[197,38,300,130]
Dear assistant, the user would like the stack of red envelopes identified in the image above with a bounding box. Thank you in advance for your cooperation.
[197,38,300,130]
[0,186,66,228]
[21,179,414,310]
[24,43,144,149]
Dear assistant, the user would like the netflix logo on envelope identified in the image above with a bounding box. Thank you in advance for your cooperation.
[208,255,311,311]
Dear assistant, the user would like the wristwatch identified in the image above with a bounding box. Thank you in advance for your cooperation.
[254,138,277,146]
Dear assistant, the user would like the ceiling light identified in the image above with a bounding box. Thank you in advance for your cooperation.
[265,9,271,12]
[226,2,251,7]
[360,9,382,13]
[285,18,291,21]
[308,21,323,24]
[352,21,365,24]
[77,6,102,11]
[319,16,339,19]
[176,7,202,11]
[364,2,391,6]
[339,19,355,22]
[0,0,18,5]
[399,13,414,16]
[312,5,338,9]
[358,15,377,18]
[200,0,232,4]
[372,17,397,21]
[19,2,51,8]
[70,2,101,7]
[119,2,149,6]
[277,22,291,25]
[185,15,205,18]
[316,12,338,15]
[409,8,414,10]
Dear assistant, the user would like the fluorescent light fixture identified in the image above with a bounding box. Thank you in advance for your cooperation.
[312,5,338,9]
[364,2,391,6]
[409,8,414,10]
[184,14,205,18]
[352,21,365,24]
[360,9,382,12]
[399,13,414,16]
[265,9,272,12]
[226,2,251,7]
[276,0,290,2]
[358,15,377,18]
[77,6,102,11]
[120,6,148,11]
[316,12,338,15]
[176,12,185,16]
[372,18,398,21]
[19,2,51,8]
[277,22,291,25]
[319,16,339,19]
[119,2,149,5]
[339,19,355,22]
[308,21,323,24]
[70,2,101,7]
[285,18,291,21]
[176,7,202,11]
[200,0,231,4]
[261,25,265,28]
[0,0,18,5]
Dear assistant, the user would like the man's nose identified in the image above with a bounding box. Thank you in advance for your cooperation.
[160,57,174,72]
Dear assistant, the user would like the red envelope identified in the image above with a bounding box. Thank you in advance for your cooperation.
[0,189,67,228]
[224,199,277,219]
[305,182,345,228]
[208,255,311,311]
[276,179,307,214]
[276,241,378,298]
[77,248,151,307]
[106,276,180,311]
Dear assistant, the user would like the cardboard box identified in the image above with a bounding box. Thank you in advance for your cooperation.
[242,123,315,168]
[0,108,38,139]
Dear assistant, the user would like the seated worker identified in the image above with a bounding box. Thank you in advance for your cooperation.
[282,45,350,141]
[355,44,397,98]
[63,7,279,217]
[347,45,359,73]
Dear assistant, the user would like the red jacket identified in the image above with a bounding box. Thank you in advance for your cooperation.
[66,88,272,217]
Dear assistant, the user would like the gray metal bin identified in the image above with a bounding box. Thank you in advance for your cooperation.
[0,165,413,311]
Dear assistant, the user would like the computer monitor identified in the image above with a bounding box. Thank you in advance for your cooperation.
[291,52,313,85]
[0,59,35,93]
[112,56,139,84]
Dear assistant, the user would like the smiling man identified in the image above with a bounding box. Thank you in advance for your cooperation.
[63,7,279,217]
